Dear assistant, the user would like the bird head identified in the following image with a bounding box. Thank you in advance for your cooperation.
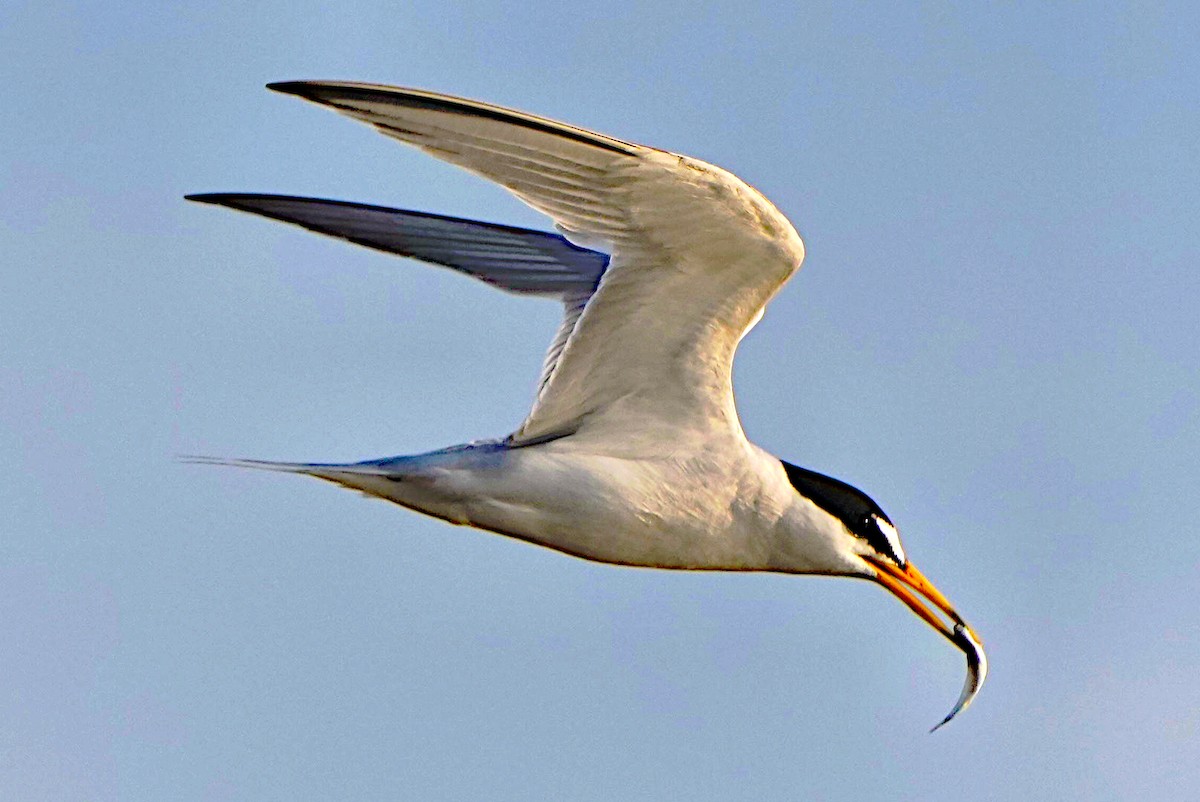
[780,461,987,730]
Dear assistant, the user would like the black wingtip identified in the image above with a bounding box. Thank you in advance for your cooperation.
[184,193,225,205]
[267,81,320,99]
[185,193,262,209]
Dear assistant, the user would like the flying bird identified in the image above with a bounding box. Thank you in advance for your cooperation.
[187,81,986,730]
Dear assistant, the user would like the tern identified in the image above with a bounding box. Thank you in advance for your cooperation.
[187,81,986,730]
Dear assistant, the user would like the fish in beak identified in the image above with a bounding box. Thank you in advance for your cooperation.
[865,556,987,731]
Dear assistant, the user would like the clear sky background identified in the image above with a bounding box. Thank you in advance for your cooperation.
[3,2,1198,799]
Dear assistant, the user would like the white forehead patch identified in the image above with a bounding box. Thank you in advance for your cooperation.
[873,515,906,565]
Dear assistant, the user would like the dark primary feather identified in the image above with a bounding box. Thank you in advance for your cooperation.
[184,193,608,297]
[265,81,641,157]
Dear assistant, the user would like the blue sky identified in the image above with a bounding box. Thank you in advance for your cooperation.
[2,2,1198,799]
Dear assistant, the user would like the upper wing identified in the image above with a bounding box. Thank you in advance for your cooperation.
[269,81,806,445]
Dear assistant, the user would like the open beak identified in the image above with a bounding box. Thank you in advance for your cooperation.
[864,556,987,731]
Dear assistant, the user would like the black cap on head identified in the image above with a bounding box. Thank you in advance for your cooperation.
[780,461,905,565]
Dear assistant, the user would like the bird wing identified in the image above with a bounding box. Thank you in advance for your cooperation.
[268,81,806,445]
[184,194,607,297]
[185,193,606,397]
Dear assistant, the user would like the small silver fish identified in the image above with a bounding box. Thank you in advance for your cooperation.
[931,623,988,732]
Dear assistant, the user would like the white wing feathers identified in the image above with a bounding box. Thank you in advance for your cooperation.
[268,82,638,246]
[268,81,806,445]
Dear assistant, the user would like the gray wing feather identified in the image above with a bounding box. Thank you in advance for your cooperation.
[185,193,608,297]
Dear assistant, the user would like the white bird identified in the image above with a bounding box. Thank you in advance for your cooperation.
[188,81,985,730]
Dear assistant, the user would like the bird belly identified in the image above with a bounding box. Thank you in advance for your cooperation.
[364,442,779,570]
